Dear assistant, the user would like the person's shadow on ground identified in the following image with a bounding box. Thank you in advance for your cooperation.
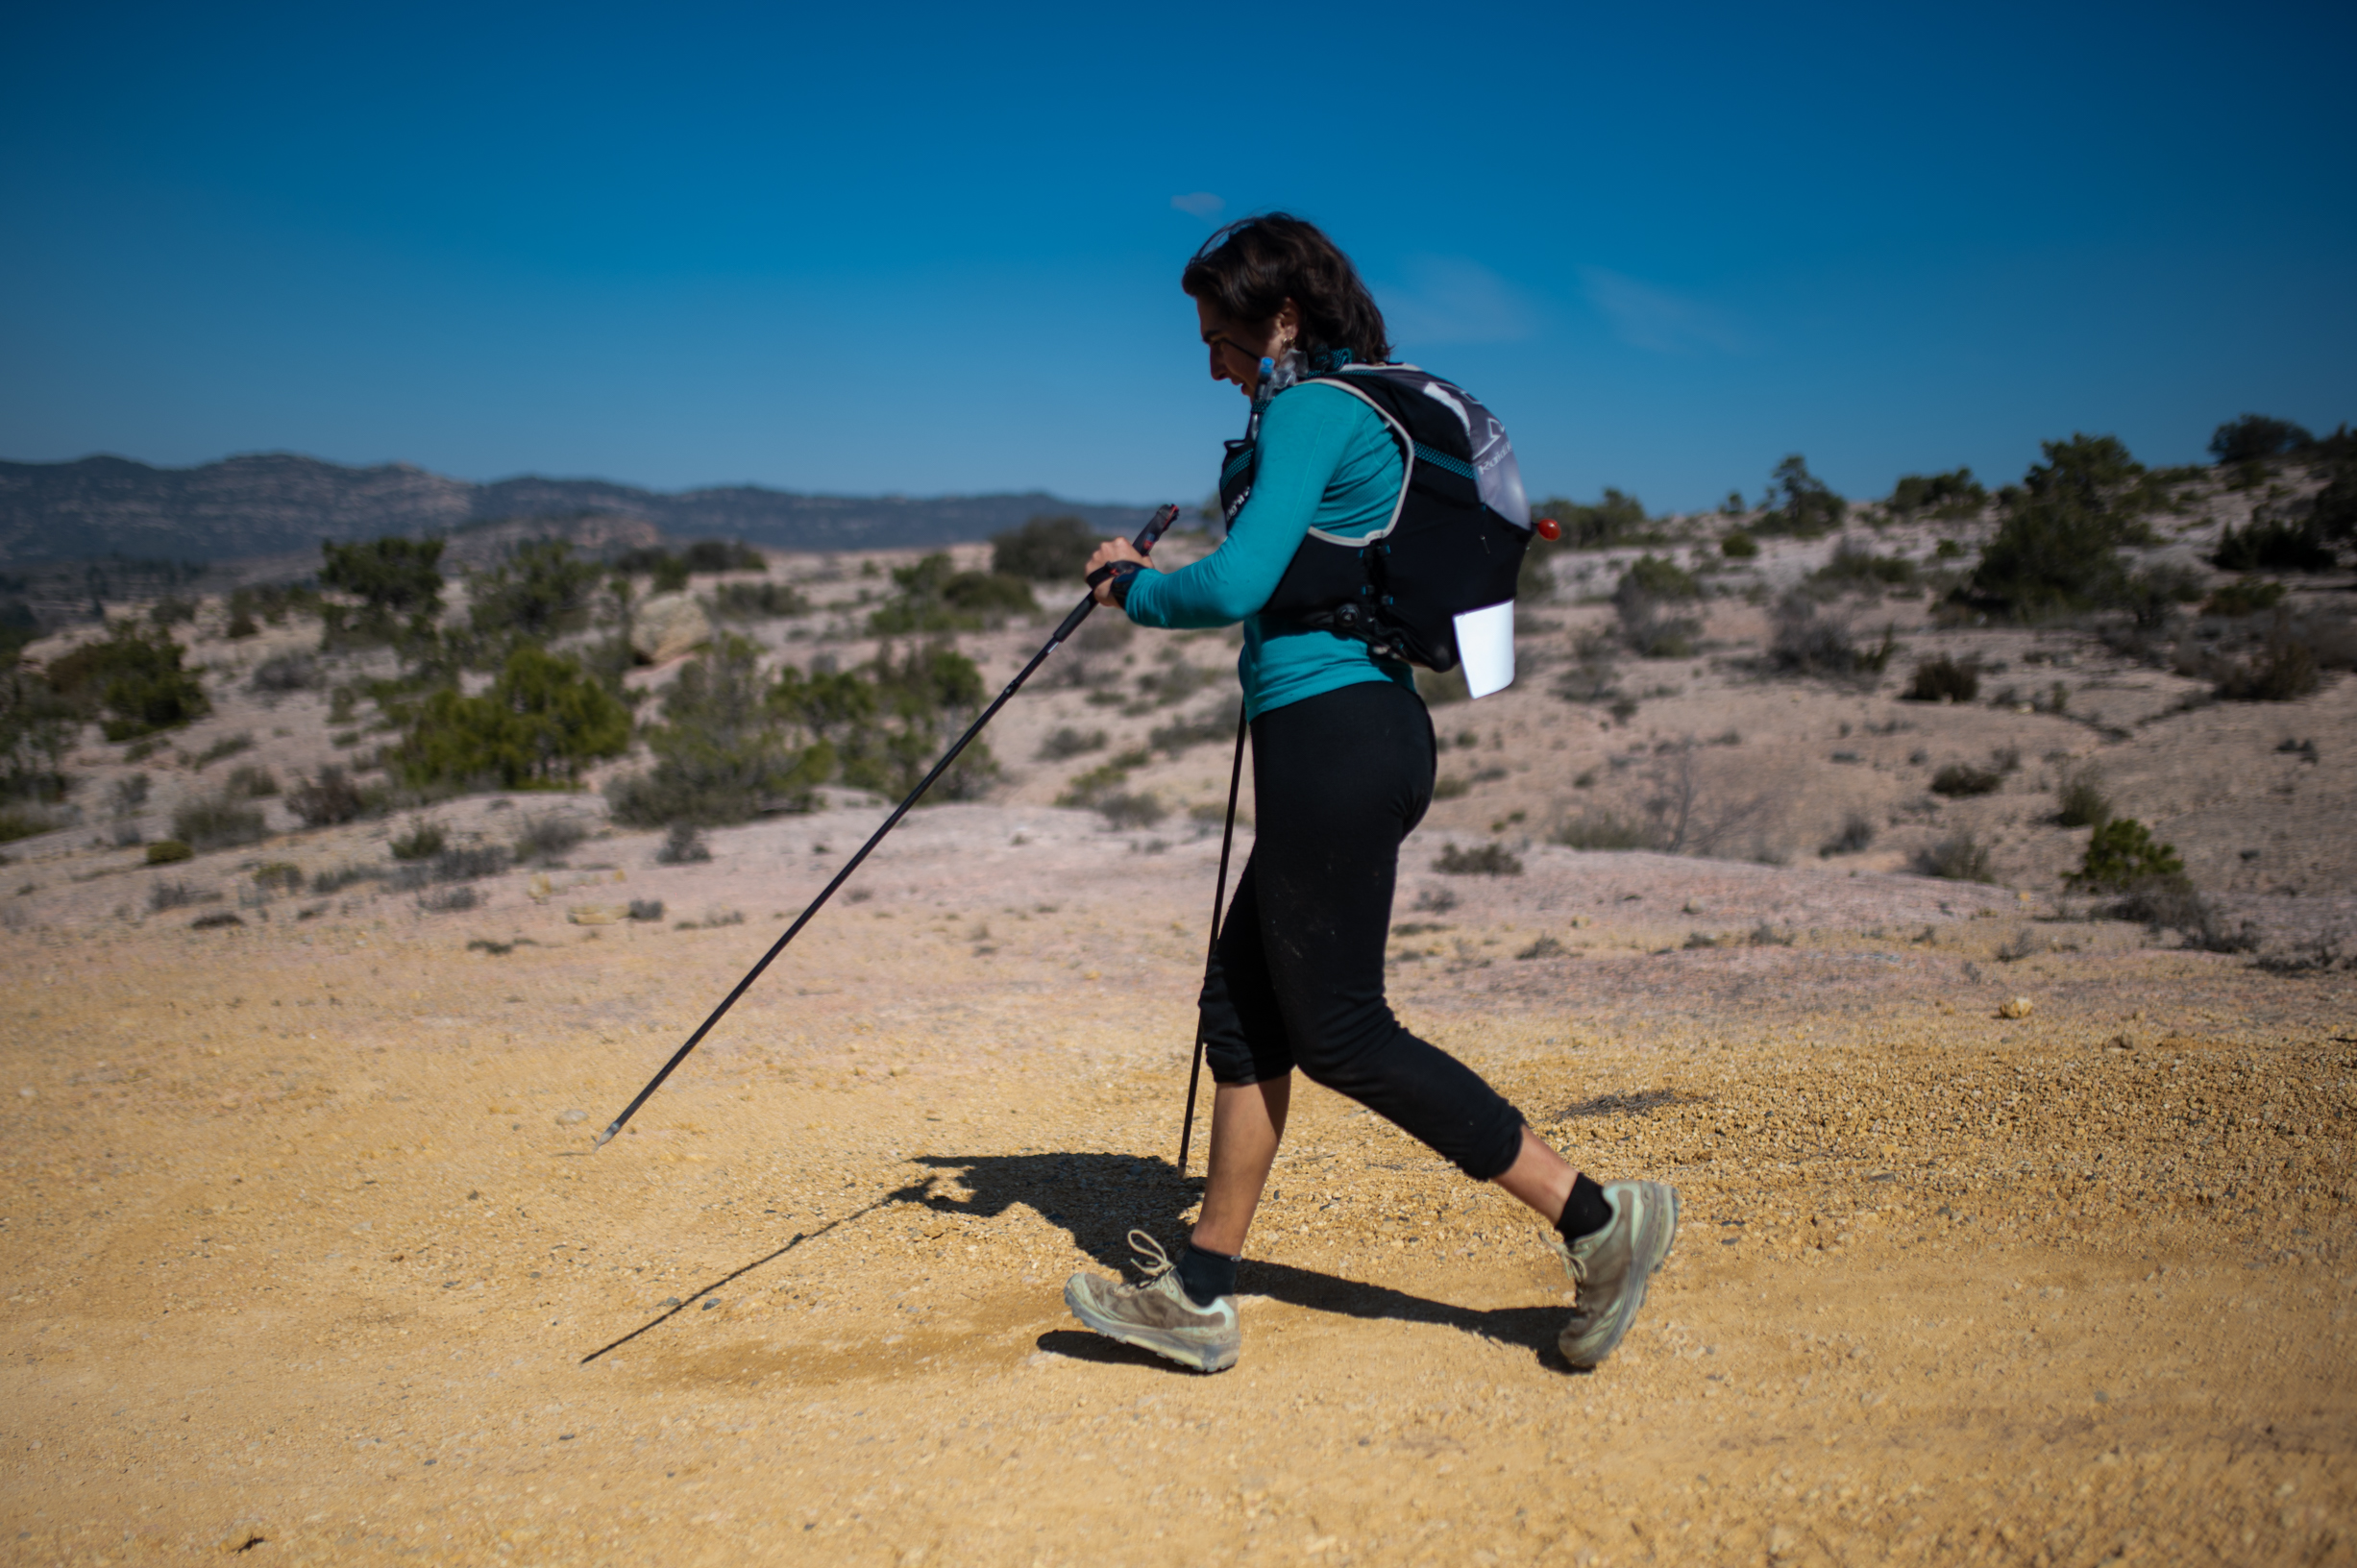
[578,1151,1574,1373]
[911,1149,1574,1373]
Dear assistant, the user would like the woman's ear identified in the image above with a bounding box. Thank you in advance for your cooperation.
[1275,298,1302,346]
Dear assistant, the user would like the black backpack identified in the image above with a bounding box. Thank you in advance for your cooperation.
[1218,363,1534,673]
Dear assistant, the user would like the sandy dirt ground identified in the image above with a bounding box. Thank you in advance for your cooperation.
[4,798,2353,1567]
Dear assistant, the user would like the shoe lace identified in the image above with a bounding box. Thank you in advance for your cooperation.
[1126,1229,1177,1287]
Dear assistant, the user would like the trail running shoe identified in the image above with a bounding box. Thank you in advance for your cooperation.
[1551,1180,1680,1369]
[1064,1230,1240,1374]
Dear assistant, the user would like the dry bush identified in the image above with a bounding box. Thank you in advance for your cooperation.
[2055,766,2110,827]
[656,823,711,864]
[1915,831,1994,883]
[1819,812,1876,856]
[169,794,267,852]
[1903,655,1980,703]
[1767,595,1893,678]
[1436,842,1523,875]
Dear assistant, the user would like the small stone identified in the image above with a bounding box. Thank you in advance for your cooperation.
[1998,995,2034,1019]
[555,1108,589,1125]
[661,1296,682,1309]
[17,1087,32,1098]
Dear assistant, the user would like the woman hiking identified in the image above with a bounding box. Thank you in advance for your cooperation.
[1063,213,1679,1374]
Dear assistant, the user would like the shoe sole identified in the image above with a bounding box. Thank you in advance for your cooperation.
[1063,1278,1239,1374]
[1562,1184,1681,1370]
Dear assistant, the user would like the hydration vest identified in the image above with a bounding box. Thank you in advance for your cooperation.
[1219,362,1533,674]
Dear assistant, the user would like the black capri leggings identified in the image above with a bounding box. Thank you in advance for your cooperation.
[1197,678,1528,1181]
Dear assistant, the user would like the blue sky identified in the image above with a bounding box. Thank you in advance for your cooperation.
[4,0,2352,514]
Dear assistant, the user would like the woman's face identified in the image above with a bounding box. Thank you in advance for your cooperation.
[1195,296,1297,398]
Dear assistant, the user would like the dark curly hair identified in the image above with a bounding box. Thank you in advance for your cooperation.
[1181,213,1390,366]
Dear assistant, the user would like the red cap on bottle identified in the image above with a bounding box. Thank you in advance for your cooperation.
[1535,517,1561,541]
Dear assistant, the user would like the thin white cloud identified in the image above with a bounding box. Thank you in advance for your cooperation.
[1578,266,1751,355]
[1377,257,1540,347]
[1170,192,1225,220]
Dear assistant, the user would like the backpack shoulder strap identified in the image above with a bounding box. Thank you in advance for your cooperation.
[1297,373,1414,546]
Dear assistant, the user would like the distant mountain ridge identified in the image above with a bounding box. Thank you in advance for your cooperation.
[0,452,1159,566]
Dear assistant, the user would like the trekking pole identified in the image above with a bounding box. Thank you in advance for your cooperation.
[592,503,1184,1149]
[1175,708,1249,1176]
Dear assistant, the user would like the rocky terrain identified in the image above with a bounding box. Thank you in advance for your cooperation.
[1,457,2353,1565]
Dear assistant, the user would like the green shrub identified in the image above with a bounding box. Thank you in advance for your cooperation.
[1436,841,1524,875]
[2209,414,2312,465]
[144,839,193,865]
[170,794,268,851]
[1096,791,1166,829]
[1888,469,1987,517]
[991,516,1100,580]
[711,580,812,620]
[839,642,1000,801]
[867,552,1038,634]
[1914,831,1994,882]
[2203,579,2287,617]
[398,645,631,790]
[1812,542,1918,591]
[0,806,58,844]
[44,623,211,740]
[1903,655,1979,702]
[606,636,829,826]
[2070,817,2183,891]
[193,732,254,769]
[1719,531,1758,559]
[1038,725,1107,761]
[1930,764,2003,797]
[1618,554,1700,601]
[390,819,448,861]
[682,540,765,574]
[2212,519,2335,574]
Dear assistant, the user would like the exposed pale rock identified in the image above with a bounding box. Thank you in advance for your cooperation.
[630,592,712,663]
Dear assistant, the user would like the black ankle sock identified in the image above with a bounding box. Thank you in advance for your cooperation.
[1557,1174,1612,1242]
[1176,1241,1239,1307]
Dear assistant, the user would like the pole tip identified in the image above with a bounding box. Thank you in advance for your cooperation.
[592,1125,617,1149]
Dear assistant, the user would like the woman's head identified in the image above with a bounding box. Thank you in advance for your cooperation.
[1182,213,1390,394]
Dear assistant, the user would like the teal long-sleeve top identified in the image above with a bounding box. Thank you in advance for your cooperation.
[1123,381,1414,720]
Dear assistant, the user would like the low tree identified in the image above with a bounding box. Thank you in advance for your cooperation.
[1965,434,2155,618]
[605,636,830,825]
[320,537,446,643]
[1755,456,1845,538]
[467,541,602,643]
[42,622,211,740]
[396,644,630,790]
[2209,414,2313,466]
[1887,468,1986,516]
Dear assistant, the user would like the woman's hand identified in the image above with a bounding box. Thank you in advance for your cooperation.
[1084,537,1152,607]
